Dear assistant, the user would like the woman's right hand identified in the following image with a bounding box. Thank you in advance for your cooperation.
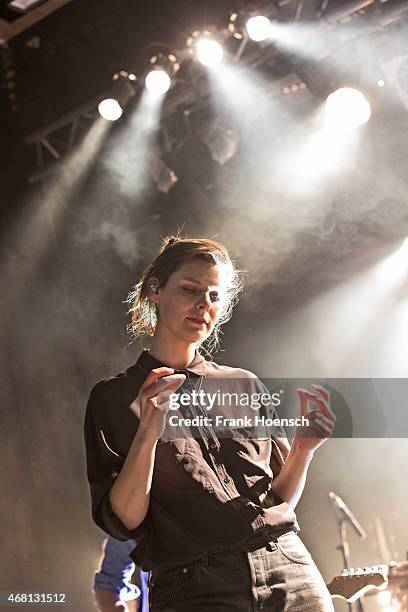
[130,367,186,441]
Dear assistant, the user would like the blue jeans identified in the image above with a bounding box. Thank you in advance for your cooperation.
[149,528,334,611]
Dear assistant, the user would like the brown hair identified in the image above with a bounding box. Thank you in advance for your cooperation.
[126,235,244,354]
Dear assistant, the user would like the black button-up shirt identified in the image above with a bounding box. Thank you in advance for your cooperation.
[84,350,297,570]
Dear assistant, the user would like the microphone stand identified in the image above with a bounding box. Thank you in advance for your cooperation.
[331,493,366,612]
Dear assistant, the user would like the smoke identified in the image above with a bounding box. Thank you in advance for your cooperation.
[100,90,165,200]
[191,23,408,300]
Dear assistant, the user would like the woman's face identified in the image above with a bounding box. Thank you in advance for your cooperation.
[150,258,230,346]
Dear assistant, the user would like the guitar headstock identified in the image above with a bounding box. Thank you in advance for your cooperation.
[327,566,388,602]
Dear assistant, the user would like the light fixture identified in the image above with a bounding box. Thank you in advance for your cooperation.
[196,116,239,165]
[246,15,272,41]
[228,11,275,42]
[7,0,46,12]
[145,71,171,95]
[98,99,123,122]
[150,149,178,193]
[98,71,137,121]
[188,31,224,67]
[196,37,223,67]
[325,87,371,131]
[145,53,179,96]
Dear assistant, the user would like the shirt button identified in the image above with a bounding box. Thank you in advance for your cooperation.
[223,477,230,484]
[182,567,188,573]
[209,442,217,450]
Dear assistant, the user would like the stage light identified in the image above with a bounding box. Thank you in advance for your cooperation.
[197,116,239,165]
[145,70,171,95]
[187,30,224,67]
[145,53,179,96]
[246,16,272,41]
[229,11,276,43]
[98,72,136,121]
[325,87,371,131]
[150,153,178,193]
[196,37,224,67]
[98,99,123,121]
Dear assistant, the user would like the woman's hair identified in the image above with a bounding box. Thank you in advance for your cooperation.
[126,235,244,354]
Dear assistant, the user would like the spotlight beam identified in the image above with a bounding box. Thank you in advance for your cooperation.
[1,117,111,303]
[101,88,166,199]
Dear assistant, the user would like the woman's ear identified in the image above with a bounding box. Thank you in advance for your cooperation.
[147,277,160,303]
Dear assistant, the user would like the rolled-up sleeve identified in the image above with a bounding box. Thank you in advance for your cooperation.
[84,382,148,542]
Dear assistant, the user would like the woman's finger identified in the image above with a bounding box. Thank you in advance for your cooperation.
[303,411,335,431]
[139,367,175,395]
[296,388,311,416]
[310,385,336,422]
[297,388,336,423]
[296,414,334,439]
[313,417,333,436]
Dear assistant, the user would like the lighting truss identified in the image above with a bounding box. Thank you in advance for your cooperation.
[24,97,99,184]
[23,0,408,185]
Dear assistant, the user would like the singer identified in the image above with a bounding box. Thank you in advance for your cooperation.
[84,236,336,611]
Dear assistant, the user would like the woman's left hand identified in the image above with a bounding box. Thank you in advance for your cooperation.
[293,385,337,453]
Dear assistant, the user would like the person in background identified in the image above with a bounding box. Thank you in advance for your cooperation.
[93,536,149,612]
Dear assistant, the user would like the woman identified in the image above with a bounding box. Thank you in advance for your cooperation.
[85,236,336,611]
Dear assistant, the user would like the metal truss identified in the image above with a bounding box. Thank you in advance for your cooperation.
[23,0,408,186]
[24,97,100,184]
[0,0,73,45]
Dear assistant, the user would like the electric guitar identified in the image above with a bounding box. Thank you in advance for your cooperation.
[327,565,388,602]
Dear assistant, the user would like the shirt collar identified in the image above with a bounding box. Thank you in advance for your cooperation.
[136,348,208,377]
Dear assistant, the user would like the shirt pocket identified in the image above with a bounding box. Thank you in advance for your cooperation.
[153,438,215,498]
